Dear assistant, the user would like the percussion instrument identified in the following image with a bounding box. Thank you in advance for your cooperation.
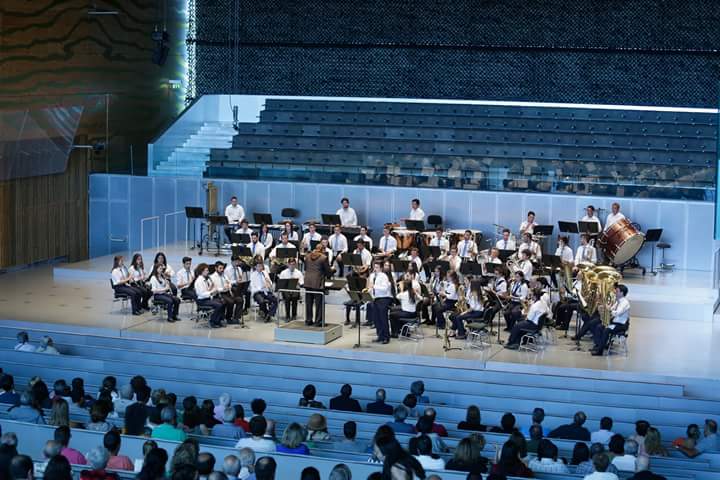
[448,228,481,247]
[391,227,418,251]
[421,231,437,246]
[597,218,644,265]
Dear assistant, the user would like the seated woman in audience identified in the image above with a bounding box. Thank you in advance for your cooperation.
[673,424,701,449]
[458,405,487,432]
[201,399,221,428]
[299,384,326,409]
[410,435,445,471]
[445,436,488,474]
[490,441,534,478]
[30,377,52,409]
[374,434,425,480]
[137,447,169,480]
[43,454,73,480]
[644,427,668,457]
[570,442,590,467]
[48,397,69,427]
[180,397,207,435]
[276,423,310,455]
[306,413,332,442]
[528,439,569,474]
[86,402,113,432]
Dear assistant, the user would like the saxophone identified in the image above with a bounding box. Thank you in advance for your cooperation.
[455,283,468,314]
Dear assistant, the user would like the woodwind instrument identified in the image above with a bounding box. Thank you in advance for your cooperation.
[455,283,468,314]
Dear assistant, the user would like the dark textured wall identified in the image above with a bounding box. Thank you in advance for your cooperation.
[193,0,720,107]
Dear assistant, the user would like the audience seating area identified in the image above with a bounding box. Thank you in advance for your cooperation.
[207,99,717,199]
[1,324,719,480]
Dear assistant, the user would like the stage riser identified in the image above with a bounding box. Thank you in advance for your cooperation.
[631,297,715,322]
[274,321,343,344]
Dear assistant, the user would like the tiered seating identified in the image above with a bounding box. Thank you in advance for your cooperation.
[207,99,717,199]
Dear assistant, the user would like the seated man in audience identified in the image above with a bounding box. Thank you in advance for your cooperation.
[385,406,416,434]
[522,407,545,437]
[104,430,133,471]
[333,421,366,453]
[298,384,326,409]
[548,411,591,441]
[236,416,276,453]
[527,425,543,454]
[221,455,240,480]
[237,448,256,480]
[36,336,60,354]
[612,439,648,472]
[676,418,718,457]
[576,443,620,476]
[329,384,362,412]
[9,455,34,480]
[529,439,569,473]
[0,375,20,406]
[423,407,448,437]
[40,440,62,471]
[415,415,449,453]
[584,453,619,480]
[254,457,276,480]
[8,392,45,424]
[14,331,35,352]
[113,384,134,415]
[81,446,119,480]
[55,425,87,465]
[366,389,393,415]
[212,407,246,440]
[410,380,429,404]
[592,417,615,445]
[197,453,216,480]
[490,412,518,434]
[124,386,151,436]
[151,407,187,441]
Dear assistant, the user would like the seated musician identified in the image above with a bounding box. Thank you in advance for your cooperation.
[488,248,502,265]
[234,219,253,237]
[442,247,462,274]
[519,211,537,236]
[422,265,443,325]
[431,270,460,329]
[350,240,372,277]
[450,279,485,340]
[301,223,322,252]
[319,238,334,267]
[328,225,348,278]
[555,236,574,263]
[457,230,478,260]
[591,284,630,356]
[194,263,224,328]
[278,257,303,321]
[367,262,394,344]
[574,234,597,265]
[228,255,250,315]
[429,228,450,255]
[175,256,197,301]
[110,255,143,315]
[495,229,516,251]
[224,196,245,242]
[518,233,542,260]
[518,250,534,279]
[259,224,274,249]
[377,227,398,257]
[149,264,181,323]
[128,253,152,310]
[282,221,299,242]
[353,226,373,250]
[503,271,529,331]
[407,247,423,275]
[250,262,278,322]
[390,279,420,339]
[211,261,243,324]
[269,233,298,276]
[555,275,582,332]
[505,289,549,349]
[247,232,266,259]
[482,266,508,325]
[153,252,177,296]
[605,202,626,231]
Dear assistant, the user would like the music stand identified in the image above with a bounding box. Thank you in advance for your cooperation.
[232,280,250,328]
[342,253,365,270]
[644,228,663,275]
[185,206,204,219]
[231,245,251,258]
[558,221,579,234]
[391,258,410,273]
[275,278,299,291]
[253,213,273,225]
[230,233,250,245]
[499,249,515,262]
[426,260,450,275]
[322,213,342,225]
[208,215,228,255]
[460,261,483,276]
[405,220,425,231]
[534,225,554,237]
[309,240,321,251]
[277,247,298,259]
[578,221,600,235]
[185,207,205,252]
[428,246,441,258]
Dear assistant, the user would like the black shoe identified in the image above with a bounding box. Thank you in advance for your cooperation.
[167,318,175,323]
[132,311,143,316]
[390,334,399,339]
[210,323,222,329]
[570,335,580,341]
[264,316,272,323]
[382,339,390,344]
[344,320,351,326]
[314,322,323,327]
[242,309,249,315]
[372,337,382,343]
[505,343,519,350]
[591,349,604,356]
[363,321,374,327]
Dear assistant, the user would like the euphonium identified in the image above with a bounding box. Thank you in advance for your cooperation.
[563,261,574,293]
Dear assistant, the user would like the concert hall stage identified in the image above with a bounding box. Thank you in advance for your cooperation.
[0,242,718,390]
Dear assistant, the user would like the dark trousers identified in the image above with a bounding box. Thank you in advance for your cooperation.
[180,287,197,301]
[508,320,539,345]
[114,285,142,313]
[281,292,300,320]
[450,310,483,337]
[134,284,152,309]
[593,322,628,352]
[305,288,324,325]
[198,297,224,326]
[224,225,238,242]
[153,293,180,321]
[345,301,362,325]
[333,258,344,278]
[555,301,580,330]
[253,291,278,317]
[432,300,457,329]
[218,291,243,322]
[503,302,523,330]
[370,297,393,341]
[483,302,502,326]
[577,312,601,339]
[389,308,417,337]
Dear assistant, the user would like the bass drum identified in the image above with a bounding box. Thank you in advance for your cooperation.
[598,218,645,265]
[391,227,418,251]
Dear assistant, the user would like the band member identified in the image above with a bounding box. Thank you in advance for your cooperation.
[505,289,549,349]
[278,258,304,322]
[555,275,582,332]
[350,240,372,276]
[234,219,253,237]
[457,230,478,260]
[250,262,278,322]
[212,261,243,324]
[377,227,397,256]
[422,265,444,324]
[281,221,299,242]
[581,205,603,233]
[605,202,626,231]
[449,280,485,340]
[407,247,423,273]
[353,226,373,250]
[483,266,508,325]
[128,253,152,310]
[153,252,177,296]
[149,264,180,323]
[224,196,245,242]
[488,248,502,265]
[329,225,349,278]
[390,279,419,338]
[407,198,425,221]
[555,236,574,263]
[301,223,322,252]
[574,234,597,264]
[259,224,274,249]
[194,263,224,328]
[303,244,332,326]
[504,271,529,330]
[591,284,630,356]
[269,233,298,276]
[367,262,394,344]
[431,270,459,329]
[319,238,334,266]
[518,250,533,279]
[519,211,537,236]
[175,256,196,301]
[228,255,250,313]
[110,256,143,315]
[442,247,462,274]
[495,229,516,251]
[336,197,358,226]
[518,233,542,260]
[247,232,266,259]
[429,228,450,254]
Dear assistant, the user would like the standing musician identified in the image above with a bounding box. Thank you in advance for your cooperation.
[520,211,538,236]
[505,289,549,349]
[457,230,478,260]
[406,198,425,221]
[278,258,304,322]
[328,224,349,278]
[247,232,266,259]
[337,197,358,227]
[605,202,626,231]
[353,226,373,250]
[517,250,534,279]
[367,262,394,344]
[429,228,450,254]
[175,256,196,301]
[389,279,420,338]
[149,264,181,323]
[591,284,630,356]
[303,244,332,326]
[153,252,177,296]
[234,219,253,237]
[224,196,246,242]
[250,262,278,322]
[128,253,152,310]
[581,205,603,232]
[431,270,460,329]
[211,261,243,324]
[282,221,299,242]
[377,227,398,257]
[301,222,322,252]
[449,279,485,340]
[495,228,516,251]
[574,234,597,265]
[518,233,542,261]
[111,255,143,315]
[503,271,529,331]
[482,266,508,325]
[350,240,372,277]
[194,263,224,328]
[259,224,274,249]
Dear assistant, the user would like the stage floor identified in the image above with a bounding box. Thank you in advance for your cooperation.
[0,244,718,385]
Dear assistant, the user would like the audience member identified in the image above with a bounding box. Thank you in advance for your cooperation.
[445,436,488,474]
[424,407,448,437]
[374,433,425,480]
[490,441,533,478]
[233,404,251,432]
[410,381,429,404]
[490,413,517,434]
[113,384,134,414]
[237,448,256,480]
[172,464,198,480]
[236,416,276,452]
[208,473,227,480]
[527,425,543,454]
[576,443,619,475]
[222,455,240,479]
[48,397,69,427]
[612,439,641,472]
[80,446,119,480]
[170,441,198,475]
[402,394,418,417]
[201,399,221,428]
[415,415,448,453]
[0,444,15,480]
[254,457,277,480]
[87,403,113,432]
[137,448,169,480]
[43,454,73,480]
[213,407,246,440]
[298,384,325,409]
[152,407,187,441]
[125,386,150,436]
[529,439,569,473]
[548,411,591,441]
[584,453,619,480]
[306,413,331,442]
[629,421,650,456]
[412,434,445,471]
[334,421,365,453]
[197,452,216,480]
[41,440,62,469]
[328,463,352,480]
[10,454,33,480]
[509,431,529,462]
[55,426,86,465]
[457,405,486,432]
[676,419,718,457]
[592,417,615,445]
[250,398,267,419]
[36,336,60,355]
[329,384,362,412]
[1,433,17,449]
[104,430,133,471]
[215,393,232,422]
[571,442,591,466]
[523,407,546,437]
[366,389,393,415]
[8,393,45,424]
[14,332,36,352]
[644,427,668,456]
[300,467,321,480]
[277,423,310,454]
[386,406,416,434]
[0,375,20,405]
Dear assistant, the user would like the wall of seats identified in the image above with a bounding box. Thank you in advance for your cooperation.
[89,173,714,271]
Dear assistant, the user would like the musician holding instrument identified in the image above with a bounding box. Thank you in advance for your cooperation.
[329,225,349,278]
[128,253,152,310]
[194,263,224,328]
[495,229,516,251]
[389,279,420,338]
[505,289,549,349]
[224,196,245,242]
[377,227,398,257]
[591,284,630,356]
[282,221,299,242]
[422,265,444,324]
[175,256,197,301]
[518,250,534,279]
[520,211,537,236]
[574,234,597,265]
[353,226,373,250]
[303,244,332,326]
[482,265,508,325]
[555,236,574,263]
[429,228,450,254]
[149,263,181,323]
[442,247,462,274]
[250,262,278,322]
[457,230,478,260]
[228,255,250,314]
[555,275,582,332]
[259,224,274,249]
[518,233,542,260]
[407,247,423,274]
[367,262,394,344]
[449,280,485,340]
[247,232,266,259]
[211,261,243,324]
[111,255,144,315]
[269,233,297,276]
[503,271,529,331]
[337,197,358,227]
[301,222,322,252]
[431,270,460,329]
[278,258,304,322]
[604,202,626,231]
[234,219,253,237]
[581,205,603,232]
[488,248,502,265]
[351,240,372,277]
[153,252,177,296]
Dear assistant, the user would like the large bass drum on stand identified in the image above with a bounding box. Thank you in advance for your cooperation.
[597,218,645,266]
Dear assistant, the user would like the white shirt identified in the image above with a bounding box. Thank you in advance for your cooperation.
[584,472,619,480]
[353,234,373,250]
[527,299,548,325]
[494,277,507,294]
[605,212,626,230]
[369,272,393,298]
[282,230,299,241]
[210,272,231,293]
[520,259,533,279]
[529,457,569,474]
[612,455,637,472]
[279,267,304,286]
[575,244,597,264]
[149,275,170,294]
[336,207,358,226]
[442,281,458,300]
[520,220,537,234]
[591,429,614,445]
[175,268,195,290]
[301,231,322,250]
[457,239,477,258]
[14,343,36,352]
[378,235,397,254]
[194,275,216,300]
[233,226,253,237]
[445,255,462,273]
[250,270,272,295]
[468,293,483,312]
[353,248,372,267]
[259,231,273,248]
[510,281,529,301]
[329,233,349,254]
[408,255,423,273]
[111,267,128,287]
[409,207,425,221]
[495,238,516,251]
[270,242,297,259]
[227,264,246,284]
[225,204,245,224]
[247,241,266,258]
[397,290,417,313]
[429,236,449,253]
[555,245,574,263]
[128,265,146,282]
[414,455,444,471]
[235,437,276,453]
[581,214,603,232]
[519,241,542,259]
[610,296,630,326]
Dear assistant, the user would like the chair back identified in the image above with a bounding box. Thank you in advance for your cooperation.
[537,313,548,329]
[427,215,443,228]
[281,208,299,218]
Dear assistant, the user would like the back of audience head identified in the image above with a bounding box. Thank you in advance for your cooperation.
[590,442,605,456]
[454,437,481,464]
[251,398,267,416]
[593,453,611,472]
[249,415,268,437]
[10,454,32,480]
[161,406,177,425]
[571,442,590,465]
[222,455,240,478]
[139,447,169,480]
[302,384,317,401]
[171,463,198,480]
[43,440,61,460]
[500,412,516,431]
[281,423,306,449]
[532,407,545,424]
[301,466,321,480]
[222,406,236,424]
[16,332,29,344]
[498,441,522,471]
[0,374,14,393]
[254,456,277,480]
[238,448,255,470]
[416,434,434,457]
[1,433,17,448]
[393,406,408,423]
[624,438,639,456]
[423,407,437,421]
[705,419,718,435]
[233,403,245,421]
[600,416,613,431]
[170,442,198,474]
[537,438,558,461]
[343,421,357,440]
[207,473,226,480]
[329,463,352,480]
[529,424,543,440]
[53,426,71,447]
[635,420,650,436]
[509,431,528,458]
[87,446,110,471]
[410,380,425,397]
[608,434,625,455]
[43,454,72,480]
[415,415,433,434]
[340,384,352,398]
[402,394,417,412]
[142,440,158,458]
[197,452,216,476]
[573,411,587,426]
[375,389,386,402]
[465,405,481,424]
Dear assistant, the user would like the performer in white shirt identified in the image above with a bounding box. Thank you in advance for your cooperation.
[247,232,266,261]
[429,228,450,255]
[228,255,251,316]
[449,280,484,339]
[503,271,529,330]
[110,255,143,315]
[281,221,299,242]
[406,198,425,222]
[153,252,177,295]
[269,233,298,275]
[211,261,243,324]
[581,205,603,233]
[278,258,304,321]
[407,247,423,274]
[128,253,152,310]
[487,248,503,265]
[353,226,373,250]
[300,222,322,252]
[574,234,597,265]
[495,229,516,251]
[193,263,224,328]
[377,227,398,257]
[233,219,253,238]
[431,270,460,328]
[336,197,358,226]
[591,284,630,356]
[249,262,278,322]
[149,263,180,322]
[520,211,537,236]
[389,279,420,338]
[174,256,196,301]
[350,241,372,276]
[442,247,462,274]
[482,265,508,325]
[328,225,348,277]
[518,250,534,279]
[518,232,542,260]
[555,236,574,263]
[457,230,478,260]
[259,224,274,249]
[604,202,626,231]
[367,263,394,344]
[224,196,245,242]
[505,289,549,348]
